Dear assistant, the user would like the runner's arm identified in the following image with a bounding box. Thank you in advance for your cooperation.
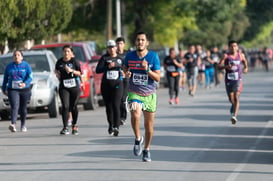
[217,54,228,70]
[147,70,160,82]
[173,58,183,68]
[123,65,131,78]
[142,59,160,82]
[240,53,248,73]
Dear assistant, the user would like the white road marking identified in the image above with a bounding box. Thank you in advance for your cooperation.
[226,120,273,181]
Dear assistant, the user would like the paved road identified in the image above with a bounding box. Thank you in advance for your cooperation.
[0,69,273,181]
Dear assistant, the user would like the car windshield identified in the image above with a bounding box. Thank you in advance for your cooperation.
[0,55,50,74]
[36,46,86,62]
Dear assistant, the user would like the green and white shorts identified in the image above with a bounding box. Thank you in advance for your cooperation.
[127,92,157,112]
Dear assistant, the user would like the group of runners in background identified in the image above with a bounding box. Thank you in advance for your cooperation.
[163,43,271,105]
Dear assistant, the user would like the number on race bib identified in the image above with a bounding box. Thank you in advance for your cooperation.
[12,80,23,89]
[227,72,239,80]
[63,78,76,88]
[106,70,119,80]
[166,65,176,72]
[132,73,148,85]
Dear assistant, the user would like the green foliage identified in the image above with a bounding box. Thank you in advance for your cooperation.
[0,0,72,49]
[2,0,273,51]
[123,0,197,47]
[152,0,197,47]
[0,0,18,39]
[244,0,273,43]
[65,0,106,33]
[243,21,273,48]
[182,0,249,48]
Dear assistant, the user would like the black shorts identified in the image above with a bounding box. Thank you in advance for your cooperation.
[225,80,242,94]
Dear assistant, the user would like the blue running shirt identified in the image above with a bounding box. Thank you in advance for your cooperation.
[124,50,160,96]
[2,61,33,92]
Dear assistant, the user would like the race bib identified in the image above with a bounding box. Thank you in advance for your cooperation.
[227,72,239,80]
[212,57,219,62]
[12,80,23,89]
[63,78,76,88]
[106,70,119,80]
[132,73,148,85]
[166,65,176,72]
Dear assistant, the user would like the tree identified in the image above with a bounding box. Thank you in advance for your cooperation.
[0,0,72,50]
[182,0,249,48]
[242,0,273,47]
[124,0,197,47]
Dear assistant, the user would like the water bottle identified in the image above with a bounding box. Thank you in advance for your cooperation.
[119,68,123,81]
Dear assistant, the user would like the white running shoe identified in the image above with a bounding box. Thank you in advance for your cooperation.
[9,124,17,132]
[21,126,27,132]
[231,116,238,124]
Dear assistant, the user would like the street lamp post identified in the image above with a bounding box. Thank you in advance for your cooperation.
[116,0,121,37]
[107,0,112,40]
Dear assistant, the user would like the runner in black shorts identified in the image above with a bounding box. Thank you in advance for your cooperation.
[218,40,248,124]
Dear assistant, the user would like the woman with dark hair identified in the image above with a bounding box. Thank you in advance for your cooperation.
[55,45,83,135]
[1,50,33,132]
[163,48,183,104]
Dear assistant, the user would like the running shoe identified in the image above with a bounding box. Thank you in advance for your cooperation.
[113,127,119,136]
[60,127,69,135]
[133,136,144,156]
[231,116,238,124]
[142,150,152,162]
[9,124,16,132]
[72,125,79,135]
[175,97,180,104]
[169,99,174,105]
[21,126,27,132]
[189,91,195,97]
[230,105,235,115]
[120,119,126,126]
[108,126,114,136]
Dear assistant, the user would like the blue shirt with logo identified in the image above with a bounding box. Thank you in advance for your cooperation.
[124,50,160,96]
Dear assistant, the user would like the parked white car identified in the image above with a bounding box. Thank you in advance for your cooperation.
[0,50,60,120]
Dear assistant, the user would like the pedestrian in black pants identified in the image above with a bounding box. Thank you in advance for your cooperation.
[163,48,183,104]
[116,37,129,125]
[96,40,124,136]
[55,45,83,135]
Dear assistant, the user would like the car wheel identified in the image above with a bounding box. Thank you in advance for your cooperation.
[48,92,59,118]
[83,78,98,110]
[0,110,10,120]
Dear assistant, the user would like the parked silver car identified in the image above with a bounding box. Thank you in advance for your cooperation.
[0,50,60,120]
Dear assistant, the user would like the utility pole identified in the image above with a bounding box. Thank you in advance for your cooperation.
[116,0,121,37]
[106,0,112,40]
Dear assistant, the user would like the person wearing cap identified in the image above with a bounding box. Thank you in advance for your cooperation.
[96,40,124,136]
